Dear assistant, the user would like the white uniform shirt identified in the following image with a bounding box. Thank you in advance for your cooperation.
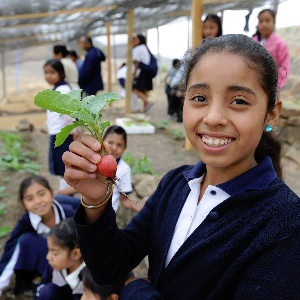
[165,174,231,267]
[132,44,151,77]
[46,84,76,135]
[61,57,79,90]
[112,159,132,211]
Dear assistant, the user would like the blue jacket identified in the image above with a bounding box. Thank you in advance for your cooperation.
[79,46,106,95]
[75,157,300,299]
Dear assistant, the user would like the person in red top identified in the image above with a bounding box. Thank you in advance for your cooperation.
[252,9,290,90]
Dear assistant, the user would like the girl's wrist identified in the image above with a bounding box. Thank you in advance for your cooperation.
[81,183,113,208]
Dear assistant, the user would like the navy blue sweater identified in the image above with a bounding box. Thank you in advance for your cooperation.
[79,46,106,95]
[75,157,300,299]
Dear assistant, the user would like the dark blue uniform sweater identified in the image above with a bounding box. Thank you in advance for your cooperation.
[75,156,300,299]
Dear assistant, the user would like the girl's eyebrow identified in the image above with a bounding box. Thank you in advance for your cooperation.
[227,86,256,96]
[188,83,209,92]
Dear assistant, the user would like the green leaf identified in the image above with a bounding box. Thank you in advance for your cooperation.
[55,121,82,147]
[84,92,121,116]
[34,90,82,116]
[67,89,83,102]
[100,121,110,133]
[0,226,11,238]
[70,110,97,125]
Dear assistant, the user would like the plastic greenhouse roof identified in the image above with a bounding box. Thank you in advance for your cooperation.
[0,0,284,51]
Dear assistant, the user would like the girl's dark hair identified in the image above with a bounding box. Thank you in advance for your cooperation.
[253,9,276,39]
[103,125,127,146]
[19,175,52,202]
[79,267,103,296]
[203,14,223,38]
[173,59,180,68]
[44,59,65,80]
[68,50,78,58]
[136,33,146,45]
[182,34,282,178]
[53,45,69,57]
[48,218,77,251]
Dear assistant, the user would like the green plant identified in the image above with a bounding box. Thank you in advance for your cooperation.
[123,152,158,176]
[0,187,9,199]
[0,131,43,175]
[153,120,169,130]
[1,176,10,184]
[34,89,121,178]
[0,203,7,214]
[168,129,186,140]
[0,226,11,238]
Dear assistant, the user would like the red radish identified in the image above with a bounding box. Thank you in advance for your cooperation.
[97,155,117,179]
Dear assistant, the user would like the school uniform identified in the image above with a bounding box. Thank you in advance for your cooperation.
[75,156,300,299]
[0,200,75,296]
[253,32,290,89]
[35,262,86,300]
[112,158,133,211]
[47,81,76,176]
[132,44,152,91]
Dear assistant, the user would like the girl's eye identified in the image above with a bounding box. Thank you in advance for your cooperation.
[232,98,248,105]
[192,95,206,102]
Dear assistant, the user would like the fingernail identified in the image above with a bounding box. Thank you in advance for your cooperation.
[92,154,99,161]
[93,143,100,150]
[89,164,95,170]
[89,173,95,179]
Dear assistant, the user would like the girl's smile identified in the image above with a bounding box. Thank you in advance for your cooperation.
[183,52,280,184]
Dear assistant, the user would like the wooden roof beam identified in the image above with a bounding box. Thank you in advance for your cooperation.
[0,5,118,21]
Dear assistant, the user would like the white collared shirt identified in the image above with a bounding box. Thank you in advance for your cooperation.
[61,262,86,290]
[29,201,60,238]
[165,174,231,267]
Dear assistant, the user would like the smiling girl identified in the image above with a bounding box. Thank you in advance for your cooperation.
[0,176,75,296]
[62,34,300,299]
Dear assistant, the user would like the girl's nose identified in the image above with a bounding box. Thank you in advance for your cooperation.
[46,252,51,261]
[203,102,227,127]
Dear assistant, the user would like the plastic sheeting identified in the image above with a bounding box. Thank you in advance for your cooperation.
[0,0,284,51]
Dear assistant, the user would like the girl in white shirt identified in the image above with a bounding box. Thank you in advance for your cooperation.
[44,59,79,190]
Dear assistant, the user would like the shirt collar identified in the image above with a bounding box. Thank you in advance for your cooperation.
[61,262,86,289]
[29,201,61,233]
[183,156,277,196]
[53,80,68,90]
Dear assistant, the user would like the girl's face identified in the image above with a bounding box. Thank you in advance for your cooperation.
[44,65,62,86]
[132,36,140,47]
[22,181,54,217]
[203,20,219,38]
[104,133,126,160]
[46,236,78,272]
[257,11,275,39]
[81,284,101,300]
[183,52,279,179]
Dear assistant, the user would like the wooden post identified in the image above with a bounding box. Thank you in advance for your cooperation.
[185,0,203,150]
[2,52,7,102]
[113,34,118,83]
[125,8,134,115]
[156,27,160,86]
[106,21,112,97]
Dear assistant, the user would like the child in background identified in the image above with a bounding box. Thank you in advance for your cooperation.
[252,9,290,89]
[64,34,300,299]
[44,59,80,191]
[79,267,134,300]
[35,218,86,300]
[0,176,75,296]
[68,50,84,74]
[117,63,139,112]
[170,14,222,89]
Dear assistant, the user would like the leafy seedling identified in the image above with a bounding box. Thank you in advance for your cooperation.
[34,89,137,204]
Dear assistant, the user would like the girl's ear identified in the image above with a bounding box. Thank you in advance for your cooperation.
[51,189,55,199]
[71,248,82,261]
[265,101,282,129]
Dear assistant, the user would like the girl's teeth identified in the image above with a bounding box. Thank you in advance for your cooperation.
[201,135,232,147]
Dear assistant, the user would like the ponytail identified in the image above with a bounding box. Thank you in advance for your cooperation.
[254,131,282,179]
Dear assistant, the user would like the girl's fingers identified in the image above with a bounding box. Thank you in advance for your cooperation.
[64,164,96,182]
[103,141,115,157]
[81,134,101,152]
[68,141,101,165]
[62,151,97,173]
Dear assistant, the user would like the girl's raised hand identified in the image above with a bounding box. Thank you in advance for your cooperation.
[62,135,114,204]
